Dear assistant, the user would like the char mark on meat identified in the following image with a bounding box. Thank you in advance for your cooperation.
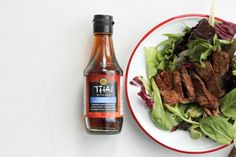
[173,71,184,98]
[211,51,229,78]
[155,71,188,105]
[180,67,196,102]
[194,61,225,97]
[190,72,219,111]
[155,71,172,91]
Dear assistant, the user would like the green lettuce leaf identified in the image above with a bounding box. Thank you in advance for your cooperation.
[165,104,199,125]
[186,104,204,119]
[185,39,217,66]
[189,125,205,139]
[232,57,236,76]
[144,30,189,74]
[200,116,236,144]
[220,88,236,118]
[213,34,232,51]
[144,47,158,79]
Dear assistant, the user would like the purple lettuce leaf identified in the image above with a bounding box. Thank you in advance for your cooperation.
[215,21,236,40]
[130,76,153,109]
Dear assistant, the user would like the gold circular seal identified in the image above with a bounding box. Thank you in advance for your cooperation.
[100,78,107,85]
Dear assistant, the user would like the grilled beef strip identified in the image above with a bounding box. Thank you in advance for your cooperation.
[173,71,185,98]
[180,67,196,102]
[173,71,191,104]
[155,71,172,91]
[155,71,187,105]
[194,61,225,97]
[190,72,220,112]
[160,90,183,105]
[211,51,230,78]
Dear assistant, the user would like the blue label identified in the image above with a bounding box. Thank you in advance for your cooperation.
[90,97,117,104]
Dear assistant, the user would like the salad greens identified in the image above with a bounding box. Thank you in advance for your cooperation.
[144,33,187,78]
[165,104,199,125]
[131,16,236,145]
[228,39,236,59]
[200,116,236,144]
[144,47,158,79]
[186,105,204,119]
[232,56,236,76]
[184,38,217,66]
[220,88,236,118]
[189,125,204,139]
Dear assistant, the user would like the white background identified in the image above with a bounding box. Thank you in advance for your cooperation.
[0,0,235,157]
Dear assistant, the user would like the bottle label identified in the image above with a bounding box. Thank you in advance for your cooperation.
[83,77,86,116]
[120,76,123,116]
[85,74,122,118]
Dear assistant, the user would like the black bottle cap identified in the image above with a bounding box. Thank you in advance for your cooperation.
[93,15,114,33]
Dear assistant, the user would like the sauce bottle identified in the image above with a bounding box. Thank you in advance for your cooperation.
[83,15,123,134]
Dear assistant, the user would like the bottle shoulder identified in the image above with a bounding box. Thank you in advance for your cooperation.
[84,65,123,76]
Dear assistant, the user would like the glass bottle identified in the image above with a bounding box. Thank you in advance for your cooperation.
[83,15,123,134]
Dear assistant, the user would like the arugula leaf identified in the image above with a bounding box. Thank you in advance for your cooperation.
[232,57,236,76]
[162,33,185,40]
[150,78,177,130]
[186,104,204,119]
[200,116,236,144]
[155,33,186,71]
[227,39,236,59]
[189,124,205,139]
[232,69,236,76]
[165,111,179,127]
[183,25,192,33]
[213,34,232,51]
[168,55,178,71]
[145,28,191,74]
[165,104,199,125]
[220,88,236,118]
[156,60,166,71]
[144,47,158,79]
[185,39,217,66]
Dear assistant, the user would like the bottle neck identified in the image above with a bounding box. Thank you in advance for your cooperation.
[84,33,123,75]
[91,33,115,66]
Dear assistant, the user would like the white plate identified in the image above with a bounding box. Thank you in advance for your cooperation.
[125,14,229,154]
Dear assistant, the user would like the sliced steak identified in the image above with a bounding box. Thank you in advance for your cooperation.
[211,51,229,77]
[196,96,209,107]
[173,71,190,104]
[155,71,187,105]
[191,72,219,110]
[155,71,177,105]
[155,71,172,91]
[173,71,184,98]
[161,90,182,105]
[194,61,225,97]
[180,67,196,102]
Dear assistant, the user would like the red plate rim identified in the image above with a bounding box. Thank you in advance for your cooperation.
[125,14,229,154]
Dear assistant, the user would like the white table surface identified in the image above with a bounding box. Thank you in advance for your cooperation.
[0,0,235,157]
